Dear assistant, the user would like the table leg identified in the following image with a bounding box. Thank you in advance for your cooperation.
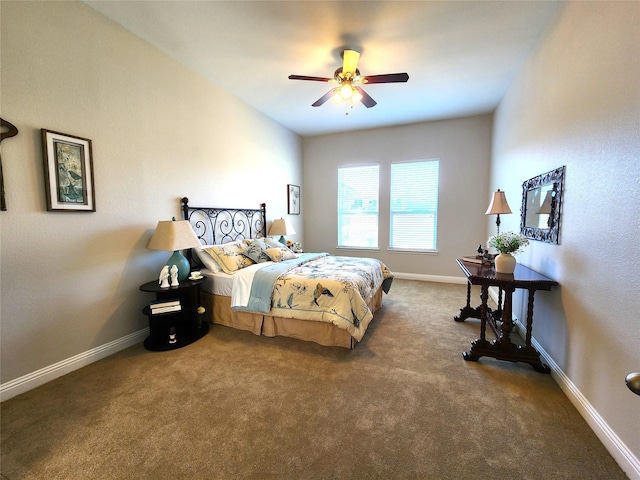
[454,281,478,322]
[522,290,550,373]
[463,286,550,373]
[463,285,491,362]
[455,282,502,324]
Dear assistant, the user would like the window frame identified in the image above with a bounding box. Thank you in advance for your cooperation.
[337,163,380,250]
[388,158,440,253]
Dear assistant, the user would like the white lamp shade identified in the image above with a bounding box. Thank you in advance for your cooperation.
[485,189,512,215]
[268,218,296,237]
[147,220,201,251]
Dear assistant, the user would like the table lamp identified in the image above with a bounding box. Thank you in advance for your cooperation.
[268,218,296,244]
[485,189,512,234]
[147,219,201,281]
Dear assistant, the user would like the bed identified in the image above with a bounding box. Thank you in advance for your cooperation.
[181,197,393,348]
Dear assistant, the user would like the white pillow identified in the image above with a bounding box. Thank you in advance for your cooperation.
[194,245,222,273]
[264,237,287,249]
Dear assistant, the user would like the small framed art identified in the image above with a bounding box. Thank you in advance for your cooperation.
[41,129,95,212]
[288,184,300,215]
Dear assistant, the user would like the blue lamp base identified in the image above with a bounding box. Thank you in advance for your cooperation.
[166,250,191,281]
[278,236,286,245]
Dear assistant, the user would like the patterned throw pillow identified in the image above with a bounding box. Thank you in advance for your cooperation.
[242,240,271,263]
[194,246,222,272]
[203,241,255,274]
[264,246,297,263]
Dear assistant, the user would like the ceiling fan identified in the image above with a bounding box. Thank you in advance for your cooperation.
[288,49,409,109]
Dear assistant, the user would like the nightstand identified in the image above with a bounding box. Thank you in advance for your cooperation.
[139,277,209,351]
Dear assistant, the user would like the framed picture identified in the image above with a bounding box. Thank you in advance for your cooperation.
[41,129,95,212]
[288,184,300,215]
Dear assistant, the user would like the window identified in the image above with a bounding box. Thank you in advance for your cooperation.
[389,160,439,251]
[337,164,379,248]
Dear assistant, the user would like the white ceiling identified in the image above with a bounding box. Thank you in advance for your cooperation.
[85,1,562,137]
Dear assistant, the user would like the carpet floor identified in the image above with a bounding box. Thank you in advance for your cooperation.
[0,280,627,479]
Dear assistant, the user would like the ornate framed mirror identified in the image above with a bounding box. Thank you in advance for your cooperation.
[520,166,565,244]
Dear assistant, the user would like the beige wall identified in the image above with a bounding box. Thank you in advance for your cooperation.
[0,1,302,383]
[2,1,638,475]
[302,114,493,277]
[491,0,640,472]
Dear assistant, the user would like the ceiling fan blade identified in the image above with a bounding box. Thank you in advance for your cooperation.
[288,75,333,82]
[354,86,377,108]
[312,90,335,107]
[342,50,360,76]
[361,73,409,84]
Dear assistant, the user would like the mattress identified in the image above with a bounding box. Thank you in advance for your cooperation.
[199,269,233,297]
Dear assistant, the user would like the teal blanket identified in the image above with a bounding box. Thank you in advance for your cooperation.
[240,253,328,314]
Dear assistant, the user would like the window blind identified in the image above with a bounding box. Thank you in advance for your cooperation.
[390,160,439,251]
[337,164,379,248]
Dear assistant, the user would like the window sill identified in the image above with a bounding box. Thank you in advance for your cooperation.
[336,246,380,252]
[387,249,439,255]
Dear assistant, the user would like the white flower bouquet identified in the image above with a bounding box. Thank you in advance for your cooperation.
[487,231,529,255]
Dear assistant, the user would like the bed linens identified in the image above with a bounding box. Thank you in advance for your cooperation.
[231,253,393,342]
[181,198,392,348]
[199,269,234,297]
[232,253,328,313]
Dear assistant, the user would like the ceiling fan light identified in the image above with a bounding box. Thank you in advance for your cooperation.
[332,92,343,104]
[352,90,363,103]
[340,83,353,99]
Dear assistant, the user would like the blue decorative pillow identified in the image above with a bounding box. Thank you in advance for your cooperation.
[242,240,271,263]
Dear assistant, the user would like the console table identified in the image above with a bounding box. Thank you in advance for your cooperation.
[454,258,558,373]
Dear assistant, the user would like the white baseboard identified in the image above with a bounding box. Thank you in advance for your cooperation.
[3,278,637,479]
[0,272,461,402]
[394,272,467,284]
[0,328,148,402]
[503,307,640,480]
[398,280,639,477]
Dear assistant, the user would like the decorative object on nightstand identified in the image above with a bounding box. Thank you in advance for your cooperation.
[158,265,170,288]
[485,189,512,234]
[140,277,208,351]
[287,240,303,253]
[170,265,179,287]
[147,218,201,281]
[487,231,529,274]
[268,218,296,245]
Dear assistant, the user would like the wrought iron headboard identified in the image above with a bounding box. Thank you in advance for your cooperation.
[181,197,267,249]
